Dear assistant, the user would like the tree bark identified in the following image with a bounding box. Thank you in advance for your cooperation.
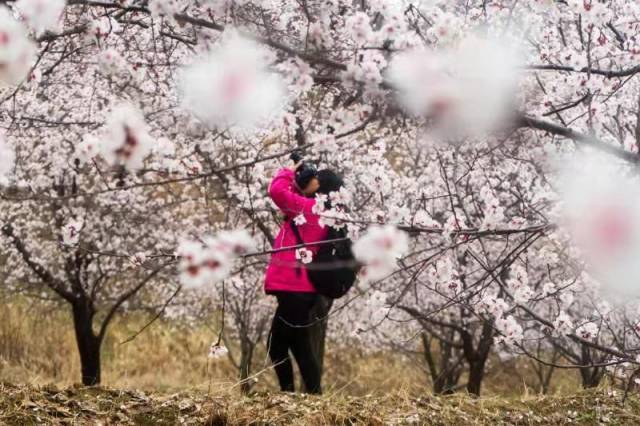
[467,359,487,396]
[463,320,493,396]
[579,345,604,388]
[71,302,102,386]
[239,336,254,394]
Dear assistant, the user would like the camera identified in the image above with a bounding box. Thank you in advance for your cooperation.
[289,151,317,191]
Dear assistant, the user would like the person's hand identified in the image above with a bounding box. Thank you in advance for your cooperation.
[289,161,302,172]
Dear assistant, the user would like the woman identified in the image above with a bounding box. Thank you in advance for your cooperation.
[264,161,343,394]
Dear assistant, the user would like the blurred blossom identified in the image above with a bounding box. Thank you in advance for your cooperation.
[0,6,36,86]
[177,230,255,289]
[214,230,255,256]
[386,34,520,140]
[100,103,154,170]
[97,49,129,76]
[558,151,640,297]
[148,0,180,25]
[353,225,409,284]
[0,134,15,182]
[14,0,66,35]
[180,31,287,133]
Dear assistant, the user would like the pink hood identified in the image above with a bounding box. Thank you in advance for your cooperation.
[264,168,328,293]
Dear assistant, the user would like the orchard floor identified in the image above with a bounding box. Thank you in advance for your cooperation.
[1,383,639,425]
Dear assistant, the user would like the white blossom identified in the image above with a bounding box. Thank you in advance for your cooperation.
[553,311,574,336]
[576,322,599,341]
[293,214,307,226]
[100,103,154,170]
[295,248,313,264]
[62,220,83,246]
[208,343,229,359]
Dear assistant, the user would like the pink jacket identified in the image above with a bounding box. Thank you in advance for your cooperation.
[264,168,328,293]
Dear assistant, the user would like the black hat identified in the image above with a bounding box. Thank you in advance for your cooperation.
[295,163,318,191]
[290,151,317,191]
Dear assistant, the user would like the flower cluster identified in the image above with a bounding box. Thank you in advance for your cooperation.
[61,220,83,246]
[99,103,154,170]
[576,322,599,341]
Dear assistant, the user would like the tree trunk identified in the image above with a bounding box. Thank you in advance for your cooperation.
[579,345,603,389]
[467,359,487,396]
[239,337,254,394]
[71,302,101,386]
[464,321,493,397]
[308,296,332,384]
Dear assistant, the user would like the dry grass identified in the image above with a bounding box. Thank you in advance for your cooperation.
[1,383,640,425]
[0,297,582,397]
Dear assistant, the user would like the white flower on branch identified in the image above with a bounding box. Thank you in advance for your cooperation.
[413,210,438,228]
[576,322,599,341]
[99,103,154,171]
[0,6,36,86]
[62,220,83,246]
[14,0,66,35]
[129,252,147,267]
[293,214,306,226]
[295,248,313,264]
[180,31,287,133]
[495,315,523,346]
[553,311,574,336]
[87,17,121,44]
[353,225,409,283]
[208,343,229,359]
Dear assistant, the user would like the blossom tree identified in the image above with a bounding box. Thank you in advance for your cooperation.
[2,0,640,395]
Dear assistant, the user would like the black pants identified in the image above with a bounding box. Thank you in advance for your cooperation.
[267,292,321,394]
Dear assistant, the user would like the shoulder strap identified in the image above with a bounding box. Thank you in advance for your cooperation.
[289,219,305,277]
[289,219,305,246]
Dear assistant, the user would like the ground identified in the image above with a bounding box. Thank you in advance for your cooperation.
[1,383,640,425]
